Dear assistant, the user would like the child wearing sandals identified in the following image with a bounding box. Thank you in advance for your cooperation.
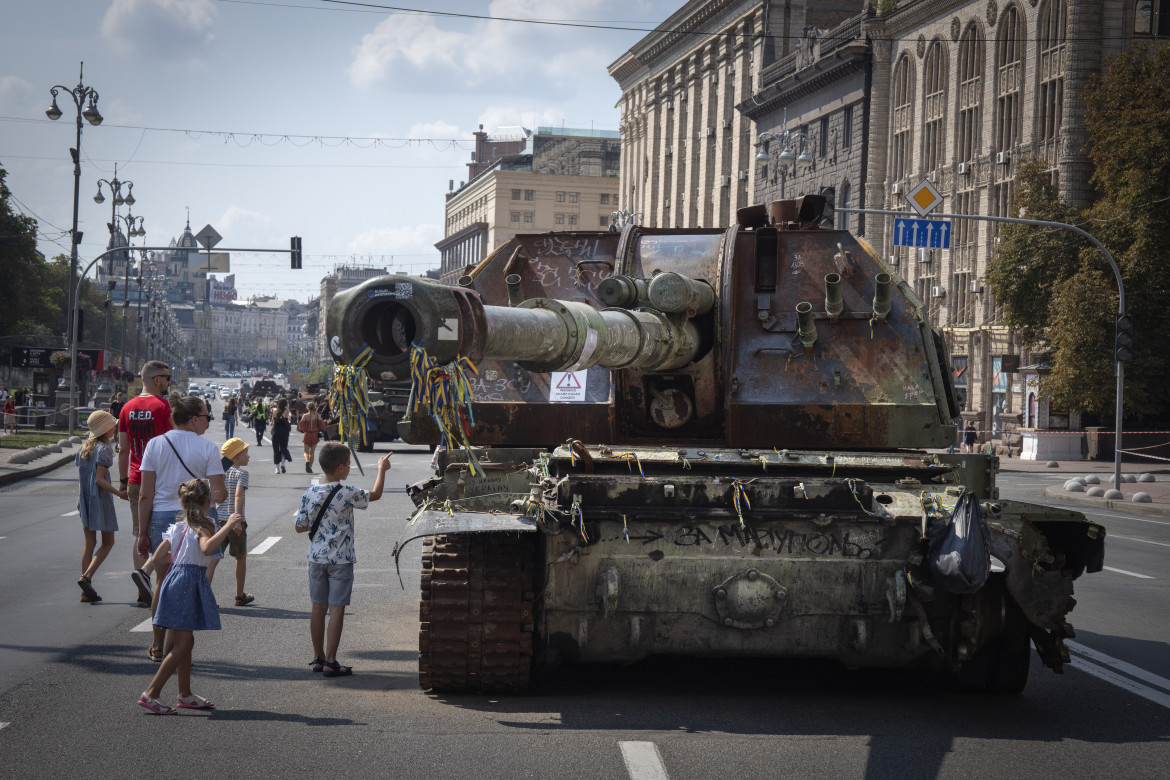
[294,442,391,677]
[76,410,127,603]
[137,478,243,715]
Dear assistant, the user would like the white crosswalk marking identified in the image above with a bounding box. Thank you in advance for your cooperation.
[1068,641,1170,693]
[619,742,670,780]
[62,510,79,517]
[249,536,281,555]
[130,617,153,633]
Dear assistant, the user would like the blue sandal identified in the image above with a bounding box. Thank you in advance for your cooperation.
[322,660,352,677]
[309,658,324,673]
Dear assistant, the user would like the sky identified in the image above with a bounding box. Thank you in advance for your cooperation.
[0,0,680,302]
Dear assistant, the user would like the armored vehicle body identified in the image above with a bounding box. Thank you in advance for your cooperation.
[327,198,1104,693]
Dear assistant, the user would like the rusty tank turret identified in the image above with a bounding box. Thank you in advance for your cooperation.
[327,196,1104,693]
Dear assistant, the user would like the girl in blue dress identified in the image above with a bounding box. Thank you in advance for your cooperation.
[137,478,243,715]
[76,410,126,603]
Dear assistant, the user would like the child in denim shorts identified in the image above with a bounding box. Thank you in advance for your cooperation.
[293,442,391,677]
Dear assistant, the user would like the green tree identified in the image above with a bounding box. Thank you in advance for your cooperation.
[987,44,1170,417]
[0,166,60,336]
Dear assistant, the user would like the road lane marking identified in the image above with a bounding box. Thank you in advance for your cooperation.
[130,617,154,633]
[62,510,79,517]
[619,741,669,780]
[249,536,281,555]
[1070,658,1170,710]
[1088,511,1170,526]
[1068,641,1170,693]
[1102,566,1154,579]
[1107,533,1170,548]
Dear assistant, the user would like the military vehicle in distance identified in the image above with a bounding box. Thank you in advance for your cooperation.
[327,197,1104,694]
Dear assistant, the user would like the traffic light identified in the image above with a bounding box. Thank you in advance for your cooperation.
[1115,313,1134,363]
[290,236,302,269]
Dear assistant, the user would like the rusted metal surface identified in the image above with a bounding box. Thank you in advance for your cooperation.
[327,219,1103,693]
[419,533,536,692]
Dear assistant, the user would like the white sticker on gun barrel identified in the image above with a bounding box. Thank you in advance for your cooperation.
[437,318,459,340]
[567,327,599,372]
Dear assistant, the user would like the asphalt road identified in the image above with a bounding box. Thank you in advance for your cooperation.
[0,388,1167,778]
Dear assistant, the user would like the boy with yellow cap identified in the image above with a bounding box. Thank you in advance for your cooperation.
[208,437,255,606]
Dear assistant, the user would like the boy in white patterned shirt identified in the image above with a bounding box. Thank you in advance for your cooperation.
[294,442,391,677]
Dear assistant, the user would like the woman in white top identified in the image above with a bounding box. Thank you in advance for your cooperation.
[137,396,227,662]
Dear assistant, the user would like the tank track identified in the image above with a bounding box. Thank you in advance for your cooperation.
[419,533,536,692]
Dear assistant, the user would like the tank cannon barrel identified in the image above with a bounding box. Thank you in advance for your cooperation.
[327,274,704,376]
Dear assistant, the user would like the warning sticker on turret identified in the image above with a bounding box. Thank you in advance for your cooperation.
[550,370,587,402]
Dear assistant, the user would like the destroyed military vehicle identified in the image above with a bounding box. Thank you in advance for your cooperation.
[326,196,1105,694]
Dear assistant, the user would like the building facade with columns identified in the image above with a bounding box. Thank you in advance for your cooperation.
[860,0,1160,439]
[608,0,857,229]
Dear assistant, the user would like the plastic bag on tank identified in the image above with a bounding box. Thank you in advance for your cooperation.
[927,490,991,593]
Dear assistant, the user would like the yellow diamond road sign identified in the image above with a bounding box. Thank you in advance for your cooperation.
[906,179,943,217]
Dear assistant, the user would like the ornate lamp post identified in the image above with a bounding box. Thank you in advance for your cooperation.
[93,165,136,278]
[45,62,103,337]
[113,212,145,367]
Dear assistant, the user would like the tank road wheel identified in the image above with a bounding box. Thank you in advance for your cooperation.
[952,593,1032,694]
[419,533,536,693]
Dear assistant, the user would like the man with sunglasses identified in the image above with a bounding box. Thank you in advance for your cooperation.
[117,361,175,605]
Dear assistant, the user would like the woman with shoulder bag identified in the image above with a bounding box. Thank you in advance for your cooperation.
[137,396,227,663]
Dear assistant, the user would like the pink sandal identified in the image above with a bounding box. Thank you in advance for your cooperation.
[177,694,214,710]
[137,694,176,715]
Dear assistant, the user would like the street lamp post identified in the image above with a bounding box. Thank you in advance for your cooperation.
[94,165,136,277]
[46,62,103,338]
[113,212,145,367]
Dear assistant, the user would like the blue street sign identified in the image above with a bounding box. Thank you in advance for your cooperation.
[893,218,951,249]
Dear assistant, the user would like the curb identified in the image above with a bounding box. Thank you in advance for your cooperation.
[1043,485,1170,518]
[0,453,75,488]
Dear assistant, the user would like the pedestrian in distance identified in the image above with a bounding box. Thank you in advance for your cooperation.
[207,437,254,606]
[118,361,175,604]
[962,422,978,454]
[137,478,243,715]
[108,393,125,452]
[297,401,327,474]
[251,399,267,447]
[222,397,237,440]
[76,410,127,603]
[2,395,15,435]
[270,397,293,474]
[294,443,392,677]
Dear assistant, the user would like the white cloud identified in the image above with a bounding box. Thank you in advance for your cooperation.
[217,205,273,238]
[100,0,217,60]
[0,75,34,105]
[348,224,441,256]
[347,1,629,92]
[477,106,565,133]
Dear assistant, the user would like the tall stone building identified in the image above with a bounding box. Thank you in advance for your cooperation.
[861,0,1162,439]
[436,127,621,280]
[608,0,856,229]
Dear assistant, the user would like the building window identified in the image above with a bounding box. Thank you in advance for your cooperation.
[613,194,619,204]
[840,180,851,233]
[524,189,534,201]
[819,117,829,158]
[842,106,853,149]
[510,211,520,222]
[569,192,579,203]
[512,189,521,200]
[556,191,566,202]
[600,193,610,205]
[600,216,609,227]
[1038,0,1067,171]
[568,215,578,226]
[555,214,565,225]
[891,55,915,184]
[523,212,534,223]
[995,6,1024,160]
[956,25,984,166]
[922,41,947,174]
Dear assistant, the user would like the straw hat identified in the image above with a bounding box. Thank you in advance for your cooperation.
[221,437,249,461]
[86,410,118,438]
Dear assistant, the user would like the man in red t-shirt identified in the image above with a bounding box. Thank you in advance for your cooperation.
[118,360,174,604]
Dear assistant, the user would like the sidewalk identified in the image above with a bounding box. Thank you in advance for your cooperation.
[972,451,1170,518]
[0,439,79,487]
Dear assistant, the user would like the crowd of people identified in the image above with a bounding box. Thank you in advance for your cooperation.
[67,361,387,714]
